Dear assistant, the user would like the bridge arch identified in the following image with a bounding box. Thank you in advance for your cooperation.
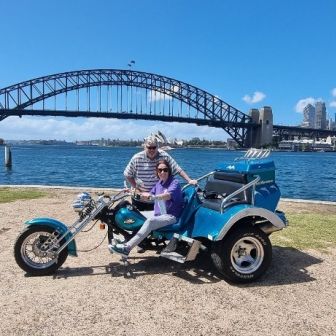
[0,69,254,146]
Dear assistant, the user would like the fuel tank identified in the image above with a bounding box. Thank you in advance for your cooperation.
[114,200,146,231]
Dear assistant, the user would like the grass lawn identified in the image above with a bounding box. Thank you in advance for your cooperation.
[271,212,336,251]
[0,188,47,203]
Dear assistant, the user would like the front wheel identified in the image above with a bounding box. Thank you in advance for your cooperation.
[14,225,68,276]
[211,226,272,283]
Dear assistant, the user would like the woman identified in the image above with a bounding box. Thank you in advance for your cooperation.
[110,159,183,258]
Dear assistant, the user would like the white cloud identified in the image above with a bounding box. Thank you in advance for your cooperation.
[0,116,230,141]
[331,88,336,97]
[242,91,266,104]
[330,101,336,108]
[148,90,172,102]
[295,97,322,113]
[148,85,180,102]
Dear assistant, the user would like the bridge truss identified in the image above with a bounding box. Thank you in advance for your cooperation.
[0,69,254,147]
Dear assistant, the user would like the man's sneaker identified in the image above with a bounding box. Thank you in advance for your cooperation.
[109,244,129,258]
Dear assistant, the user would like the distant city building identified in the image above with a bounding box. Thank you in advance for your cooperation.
[278,137,335,151]
[302,104,315,128]
[315,101,327,129]
[327,118,334,130]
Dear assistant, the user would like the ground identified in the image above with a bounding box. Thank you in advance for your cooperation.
[0,189,335,336]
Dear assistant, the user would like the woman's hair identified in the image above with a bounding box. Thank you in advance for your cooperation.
[155,159,172,177]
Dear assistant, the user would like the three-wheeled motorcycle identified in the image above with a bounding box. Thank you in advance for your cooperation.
[14,149,288,283]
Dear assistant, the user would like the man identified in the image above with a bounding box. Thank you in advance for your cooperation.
[124,134,197,211]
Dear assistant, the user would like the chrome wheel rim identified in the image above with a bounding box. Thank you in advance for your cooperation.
[230,236,264,274]
[20,231,59,269]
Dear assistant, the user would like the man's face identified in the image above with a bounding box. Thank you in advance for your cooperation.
[145,144,158,159]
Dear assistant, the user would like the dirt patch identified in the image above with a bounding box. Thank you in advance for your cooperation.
[0,189,335,336]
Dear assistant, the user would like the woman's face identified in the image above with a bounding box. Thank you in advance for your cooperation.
[157,164,169,182]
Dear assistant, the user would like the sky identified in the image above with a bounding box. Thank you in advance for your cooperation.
[0,0,336,141]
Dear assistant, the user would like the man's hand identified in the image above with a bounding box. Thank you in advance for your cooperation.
[188,179,198,186]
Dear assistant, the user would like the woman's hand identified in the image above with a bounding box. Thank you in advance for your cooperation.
[140,192,152,200]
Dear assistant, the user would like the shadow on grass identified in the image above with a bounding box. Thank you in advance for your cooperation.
[244,246,323,287]
[51,246,323,286]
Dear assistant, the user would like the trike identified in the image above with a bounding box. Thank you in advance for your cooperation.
[14,149,288,283]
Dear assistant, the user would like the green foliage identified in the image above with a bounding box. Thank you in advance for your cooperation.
[271,213,336,251]
[0,188,46,203]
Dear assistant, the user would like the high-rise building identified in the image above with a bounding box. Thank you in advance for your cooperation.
[315,101,327,129]
[302,104,315,128]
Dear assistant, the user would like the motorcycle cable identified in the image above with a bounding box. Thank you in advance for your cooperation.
[76,230,109,253]
[81,219,99,233]
[75,220,108,252]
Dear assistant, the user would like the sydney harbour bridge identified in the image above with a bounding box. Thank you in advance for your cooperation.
[0,69,335,147]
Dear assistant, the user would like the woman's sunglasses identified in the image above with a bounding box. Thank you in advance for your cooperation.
[146,146,157,150]
[157,168,168,173]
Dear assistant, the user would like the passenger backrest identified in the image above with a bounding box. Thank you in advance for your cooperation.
[204,171,251,203]
[179,187,200,225]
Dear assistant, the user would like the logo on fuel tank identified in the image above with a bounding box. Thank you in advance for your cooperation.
[124,218,136,224]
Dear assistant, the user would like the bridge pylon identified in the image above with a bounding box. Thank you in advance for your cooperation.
[247,106,273,148]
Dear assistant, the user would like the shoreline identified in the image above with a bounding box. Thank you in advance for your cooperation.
[1,184,336,205]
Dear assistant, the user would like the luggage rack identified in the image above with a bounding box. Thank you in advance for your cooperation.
[235,148,271,161]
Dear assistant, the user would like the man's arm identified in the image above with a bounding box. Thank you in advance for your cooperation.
[125,176,137,188]
[124,156,137,188]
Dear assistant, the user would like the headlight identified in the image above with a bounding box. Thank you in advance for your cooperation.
[72,192,92,212]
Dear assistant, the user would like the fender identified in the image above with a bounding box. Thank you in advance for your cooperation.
[25,217,77,256]
[215,206,288,241]
[191,204,287,241]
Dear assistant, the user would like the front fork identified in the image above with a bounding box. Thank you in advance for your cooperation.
[48,202,107,255]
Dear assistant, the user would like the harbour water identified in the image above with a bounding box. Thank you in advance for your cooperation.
[0,145,336,202]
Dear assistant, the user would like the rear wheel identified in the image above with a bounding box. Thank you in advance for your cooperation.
[14,225,68,276]
[211,226,272,283]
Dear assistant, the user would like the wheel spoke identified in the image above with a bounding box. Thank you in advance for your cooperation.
[20,230,58,269]
[240,241,255,255]
[242,255,255,265]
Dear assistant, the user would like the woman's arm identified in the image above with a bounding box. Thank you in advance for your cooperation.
[139,192,171,201]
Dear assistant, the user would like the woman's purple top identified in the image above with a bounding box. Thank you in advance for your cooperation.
[150,176,183,217]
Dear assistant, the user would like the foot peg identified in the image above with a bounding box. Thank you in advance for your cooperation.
[160,234,203,264]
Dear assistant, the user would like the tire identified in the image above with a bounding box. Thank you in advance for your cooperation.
[14,225,68,276]
[211,226,272,283]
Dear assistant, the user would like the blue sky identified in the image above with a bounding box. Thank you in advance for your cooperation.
[0,0,335,141]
